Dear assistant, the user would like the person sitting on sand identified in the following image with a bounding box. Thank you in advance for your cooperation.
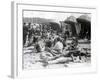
[35,38,45,53]
[52,37,63,56]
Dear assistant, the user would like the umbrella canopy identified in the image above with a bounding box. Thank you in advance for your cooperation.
[64,16,77,24]
[49,22,61,31]
[64,16,78,36]
[77,15,91,23]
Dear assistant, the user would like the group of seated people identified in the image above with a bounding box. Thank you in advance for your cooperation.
[23,22,90,65]
[32,33,91,66]
[33,34,82,64]
[23,22,91,67]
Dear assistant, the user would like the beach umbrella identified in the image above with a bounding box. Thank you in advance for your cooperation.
[64,16,77,24]
[64,16,77,36]
[77,15,91,39]
[77,15,91,23]
[49,22,61,31]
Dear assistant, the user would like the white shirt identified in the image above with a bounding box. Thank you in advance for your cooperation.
[54,41,63,52]
[38,40,45,51]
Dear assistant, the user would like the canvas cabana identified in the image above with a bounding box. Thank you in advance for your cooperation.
[64,16,78,37]
[77,15,91,40]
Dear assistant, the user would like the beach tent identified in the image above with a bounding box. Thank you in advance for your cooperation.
[77,15,91,39]
[64,16,77,36]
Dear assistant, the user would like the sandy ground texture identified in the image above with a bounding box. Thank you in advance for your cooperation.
[23,41,91,70]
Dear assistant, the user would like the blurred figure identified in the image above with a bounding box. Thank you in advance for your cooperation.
[45,37,53,53]
[53,37,63,55]
[70,37,78,50]
[35,38,45,53]
[23,23,28,46]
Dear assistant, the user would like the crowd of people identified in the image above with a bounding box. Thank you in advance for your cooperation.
[23,22,91,66]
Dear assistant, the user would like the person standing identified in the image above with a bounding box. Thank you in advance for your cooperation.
[23,23,28,46]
